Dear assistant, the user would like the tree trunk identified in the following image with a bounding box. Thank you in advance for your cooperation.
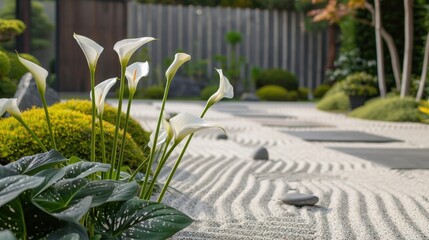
[416,32,429,101]
[401,0,414,97]
[326,24,337,70]
[374,0,386,97]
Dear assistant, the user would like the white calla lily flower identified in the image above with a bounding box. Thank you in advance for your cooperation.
[162,114,175,141]
[0,98,21,118]
[73,33,104,70]
[114,37,156,64]
[125,62,149,95]
[165,53,191,83]
[91,78,117,116]
[207,68,234,107]
[169,112,225,143]
[148,130,168,150]
[17,54,48,95]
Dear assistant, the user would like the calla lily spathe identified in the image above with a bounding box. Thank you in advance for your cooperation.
[125,62,149,95]
[17,54,48,95]
[91,78,117,116]
[114,37,156,64]
[169,113,225,143]
[73,33,104,69]
[148,130,168,150]
[207,69,234,107]
[165,53,191,83]
[0,98,21,118]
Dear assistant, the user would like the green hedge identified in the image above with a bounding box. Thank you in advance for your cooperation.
[316,92,350,112]
[256,85,288,101]
[143,86,164,99]
[0,108,145,167]
[200,85,218,100]
[349,96,421,122]
[254,68,298,90]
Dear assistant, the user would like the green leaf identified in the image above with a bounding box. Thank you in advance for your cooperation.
[0,230,16,240]
[45,222,89,240]
[63,161,110,179]
[95,197,193,240]
[0,166,17,178]
[106,182,138,202]
[51,196,92,222]
[0,175,44,207]
[5,150,67,175]
[33,168,66,196]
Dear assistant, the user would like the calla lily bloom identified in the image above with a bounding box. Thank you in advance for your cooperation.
[169,113,225,143]
[207,69,234,107]
[125,62,149,95]
[73,33,104,70]
[17,54,48,95]
[91,78,117,116]
[114,37,156,64]
[0,98,21,118]
[148,130,168,150]
[165,53,191,83]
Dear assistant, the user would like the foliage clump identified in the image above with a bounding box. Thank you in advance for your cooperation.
[0,108,145,167]
[51,100,150,150]
[349,96,421,122]
[143,86,164,99]
[0,18,25,41]
[254,68,298,91]
[313,84,331,99]
[316,92,350,112]
[341,72,378,97]
[256,85,288,101]
[200,85,218,100]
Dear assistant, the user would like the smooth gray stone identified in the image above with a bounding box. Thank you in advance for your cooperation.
[282,192,319,206]
[240,92,259,101]
[14,73,60,111]
[253,147,269,160]
[216,133,228,140]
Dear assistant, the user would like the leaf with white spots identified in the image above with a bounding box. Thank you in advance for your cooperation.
[106,181,138,203]
[51,196,92,222]
[0,230,16,240]
[63,161,110,179]
[45,222,88,240]
[95,197,193,239]
[6,150,67,175]
[0,166,17,178]
[0,175,44,207]
[33,168,66,196]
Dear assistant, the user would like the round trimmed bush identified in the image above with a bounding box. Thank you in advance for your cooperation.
[285,90,299,101]
[297,87,309,100]
[341,72,378,97]
[7,52,41,82]
[0,51,11,78]
[349,96,421,122]
[313,84,331,99]
[51,100,150,150]
[0,108,145,167]
[256,85,288,101]
[0,77,16,98]
[254,68,298,90]
[200,85,218,100]
[143,86,164,99]
[316,92,350,112]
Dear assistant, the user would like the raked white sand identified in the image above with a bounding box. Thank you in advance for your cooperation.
[124,100,429,239]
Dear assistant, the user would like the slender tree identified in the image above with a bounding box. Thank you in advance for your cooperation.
[374,0,386,97]
[400,0,414,97]
[416,33,429,101]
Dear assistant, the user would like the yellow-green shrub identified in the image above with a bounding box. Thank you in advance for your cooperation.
[0,108,145,168]
[316,92,350,112]
[256,85,288,101]
[0,51,11,78]
[51,100,150,150]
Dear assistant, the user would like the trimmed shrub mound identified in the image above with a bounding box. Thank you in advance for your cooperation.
[0,108,145,167]
[0,51,11,78]
[51,99,150,149]
[313,84,331,99]
[200,85,218,100]
[349,96,421,122]
[143,86,164,99]
[256,85,288,101]
[297,87,309,100]
[316,92,350,112]
[254,68,298,90]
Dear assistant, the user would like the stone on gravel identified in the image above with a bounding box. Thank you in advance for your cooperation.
[253,147,269,160]
[216,133,228,140]
[240,92,259,101]
[282,192,319,206]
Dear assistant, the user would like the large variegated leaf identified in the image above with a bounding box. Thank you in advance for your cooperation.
[50,196,92,222]
[0,175,44,207]
[5,150,66,175]
[63,161,110,179]
[95,197,193,240]
[33,168,66,196]
[45,222,89,240]
[0,230,16,240]
[0,166,17,178]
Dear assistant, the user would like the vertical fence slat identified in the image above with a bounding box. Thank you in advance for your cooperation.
[273,10,278,68]
[282,11,288,70]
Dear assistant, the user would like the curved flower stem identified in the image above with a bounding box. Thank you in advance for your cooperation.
[99,114,107,179]
[40,93,56,150]
[15,116,48,152]
[157,106,210,202]
[143,142,178,200]
[141,81,172,197]
[90,68,96,162]
[128,155,149,182]
[109,62,127,179]
[116,94,134,180]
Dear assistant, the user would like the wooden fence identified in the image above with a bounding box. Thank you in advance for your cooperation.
[127,3,328,90]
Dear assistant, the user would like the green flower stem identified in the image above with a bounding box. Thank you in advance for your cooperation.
[116,94,134,180]
[90,68,96,163]
[109,62,127,179]
[143,142,178,200]
[40,93,56,150]
[15,116,48,152]
[157,106,210,202]
[128,155,149,182]
[141,141,170,196]
[99,114,106,164]
[141,80,172,197]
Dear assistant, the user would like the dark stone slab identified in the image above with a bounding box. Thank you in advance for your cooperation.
[330,147,429,169]
[252,147,269,160]
[265,121,333,128]
[233,113,294,119]
[14,73,60,111]
[281,192,319,206]
[283,131,401,143]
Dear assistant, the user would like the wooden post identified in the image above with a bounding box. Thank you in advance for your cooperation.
[16,0,31,53]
